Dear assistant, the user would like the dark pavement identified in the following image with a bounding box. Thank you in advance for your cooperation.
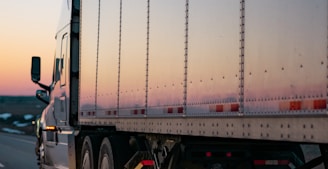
[0,133,38,169]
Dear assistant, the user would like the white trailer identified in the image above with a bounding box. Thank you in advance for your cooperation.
[31,0,328,168]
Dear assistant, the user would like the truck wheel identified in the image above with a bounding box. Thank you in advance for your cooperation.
[98,138,114,169]
[81,136,96,169]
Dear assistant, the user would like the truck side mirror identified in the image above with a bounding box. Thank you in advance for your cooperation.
[31,56,41,83]
[36,90,49,104]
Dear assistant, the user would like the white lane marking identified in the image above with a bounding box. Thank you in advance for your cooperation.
[1,134,35,145]
[16,138,34,144]
[7,137,35,145]
[0,162,4,168]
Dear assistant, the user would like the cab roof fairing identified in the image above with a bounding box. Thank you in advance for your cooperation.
[55,0,72,39]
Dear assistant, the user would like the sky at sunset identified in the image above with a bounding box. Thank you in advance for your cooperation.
[0,0,61,96]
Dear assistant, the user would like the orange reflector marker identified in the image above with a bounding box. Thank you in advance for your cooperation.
[131,109,146,115]
[314,99,327,109]
[134,160,154,169]
[209,103,240,112]
[177,107,184,113]
[216,105,224,112]
[290,101,301,110]
[230,104,239,112]
[165,107,184,114]
[279,99,327,111]
[141,160,154,166]
[45,126,57,131]
[205,152,212,157]
[226,152,232,158]
[134,163,143,169]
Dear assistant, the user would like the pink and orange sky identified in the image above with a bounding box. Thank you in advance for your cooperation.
[0,0,61,95]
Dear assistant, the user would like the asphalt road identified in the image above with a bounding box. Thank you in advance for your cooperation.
[0,133,38,169]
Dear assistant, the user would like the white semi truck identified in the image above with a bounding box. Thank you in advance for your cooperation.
[31,0,328,168]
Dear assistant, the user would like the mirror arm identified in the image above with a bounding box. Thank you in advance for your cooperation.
[36,82,50,92]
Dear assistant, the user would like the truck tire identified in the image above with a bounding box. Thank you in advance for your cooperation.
[98,138,114,169]
[81,136,96,169]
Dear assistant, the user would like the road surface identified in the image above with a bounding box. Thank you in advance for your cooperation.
[0,132,38,169]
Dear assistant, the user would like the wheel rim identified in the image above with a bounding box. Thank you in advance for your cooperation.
[82,150,91,169]
[100,154,110,169]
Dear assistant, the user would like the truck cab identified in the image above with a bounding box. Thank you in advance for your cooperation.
[31,55,72,168]
[30,1,73,168]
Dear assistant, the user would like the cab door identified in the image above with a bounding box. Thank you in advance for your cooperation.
[54,33,69,127]
[44,33,70,169]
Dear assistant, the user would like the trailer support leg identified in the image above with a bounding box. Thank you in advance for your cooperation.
[320,144,328,169]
